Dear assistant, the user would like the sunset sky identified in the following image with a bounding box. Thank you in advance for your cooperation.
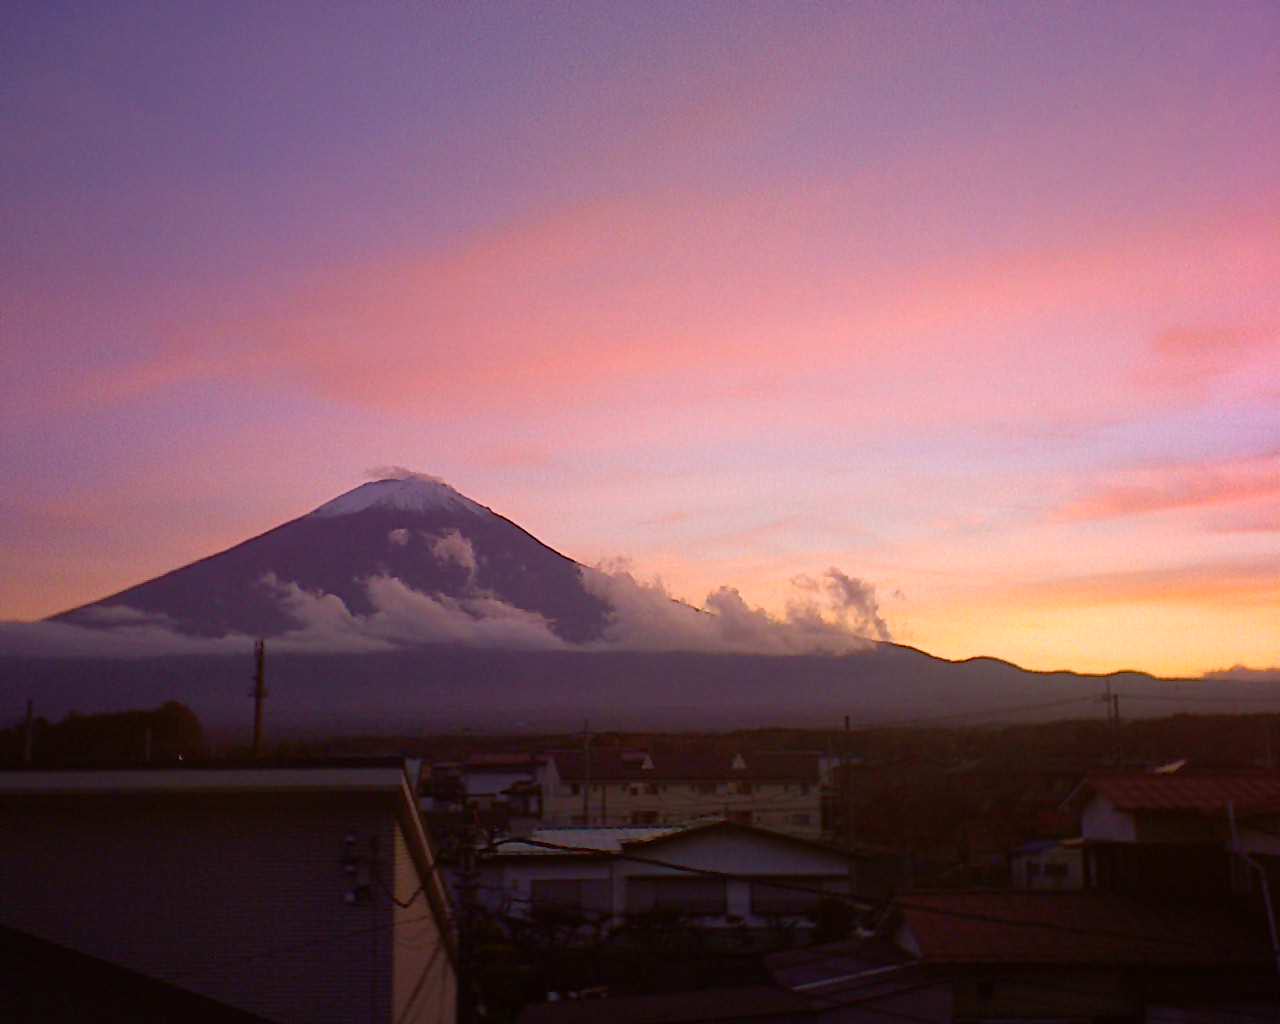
[3,2,1278,677]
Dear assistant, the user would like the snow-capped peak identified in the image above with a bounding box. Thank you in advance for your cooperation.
[309,475,488,519]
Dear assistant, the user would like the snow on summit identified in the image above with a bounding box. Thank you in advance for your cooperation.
[309,475,488,518]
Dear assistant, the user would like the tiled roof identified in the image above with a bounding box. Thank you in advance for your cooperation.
[550,750,818,783]
[1084,774,1280,816]
[899,891,1268,967]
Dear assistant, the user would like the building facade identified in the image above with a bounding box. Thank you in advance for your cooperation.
[539,750,822,837]
[0,762,457,1024]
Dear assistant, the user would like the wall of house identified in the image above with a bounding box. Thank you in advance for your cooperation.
[1011,845,1084,890]
[1081,795,1138,842]
[0,791,452,1024]
[392,823,456,1024]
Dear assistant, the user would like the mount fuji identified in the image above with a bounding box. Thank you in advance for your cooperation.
[53,475,611,644]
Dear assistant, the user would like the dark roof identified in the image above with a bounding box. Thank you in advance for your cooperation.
[1078,774,1280,817]
[899,891,1269,967]
[517,985,813,1023]
[551,750,818,783]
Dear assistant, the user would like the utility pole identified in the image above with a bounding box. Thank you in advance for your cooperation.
[1100,682,1122,762]
[22,699,34,765]
[844,715,857,900]
[143,726,152,763]
[581,720,592,826]
[250,639,268,757]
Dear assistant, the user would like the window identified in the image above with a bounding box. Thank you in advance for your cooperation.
[627,877,727,916]
[1044,862,1069,879]
[631,811,659,825]
[735,782,754,795]
[644,783,659,795]
[789,813,811,826]
[694,783,716,795]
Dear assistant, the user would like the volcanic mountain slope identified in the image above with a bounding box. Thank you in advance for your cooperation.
[52,477,610,643]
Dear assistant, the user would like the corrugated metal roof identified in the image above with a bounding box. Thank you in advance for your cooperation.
[1087,774,1280,816]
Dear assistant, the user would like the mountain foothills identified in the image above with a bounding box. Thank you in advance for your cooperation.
[5,475,1279,734]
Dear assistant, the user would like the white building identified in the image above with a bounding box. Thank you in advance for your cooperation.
[477,820,859,936]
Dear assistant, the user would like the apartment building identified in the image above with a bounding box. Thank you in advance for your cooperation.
[538,749,822,838]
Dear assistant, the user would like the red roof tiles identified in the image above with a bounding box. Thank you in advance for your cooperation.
[1085,774,1280,816]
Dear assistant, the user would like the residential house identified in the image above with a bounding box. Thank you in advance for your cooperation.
[1009,837,1084,890]
[1067,772,1280,898]
[477,820,861,940]
[0,760,457,1024]
[539,750,822,837]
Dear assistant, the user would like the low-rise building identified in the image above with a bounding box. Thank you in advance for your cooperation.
[477,820,860,939]
[0,760,457,1024]
[539,750,822,837]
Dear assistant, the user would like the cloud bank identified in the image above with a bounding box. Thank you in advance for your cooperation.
[0,563,889,659]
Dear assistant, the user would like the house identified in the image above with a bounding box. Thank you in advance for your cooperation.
[1067,772,1280,898]
[1009,837,1084,890]
[539,750,822,837]
[0,760,457,1024]
[477,820,863,940]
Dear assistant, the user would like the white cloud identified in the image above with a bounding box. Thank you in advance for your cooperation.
[579,564,883,655]
[426,528,478,577]
[1203,665,1280,682]
[3,562,889,659]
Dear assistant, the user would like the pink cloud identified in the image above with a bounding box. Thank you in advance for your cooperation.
[1054,450,1280,522]
[1135,326,1279,399]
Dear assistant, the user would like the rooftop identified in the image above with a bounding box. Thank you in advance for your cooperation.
[0,759,413,796]
[1075,773,1280,817]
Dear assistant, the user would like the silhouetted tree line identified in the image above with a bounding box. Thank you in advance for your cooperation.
[0,701,206,766]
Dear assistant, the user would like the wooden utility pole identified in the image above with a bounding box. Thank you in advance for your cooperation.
[251,640,267,757]
[844,715,856,898]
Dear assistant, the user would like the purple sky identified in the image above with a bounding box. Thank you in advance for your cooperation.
[3,1,1278,675]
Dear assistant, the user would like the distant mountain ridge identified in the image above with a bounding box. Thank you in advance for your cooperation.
[14,474,1279,733]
